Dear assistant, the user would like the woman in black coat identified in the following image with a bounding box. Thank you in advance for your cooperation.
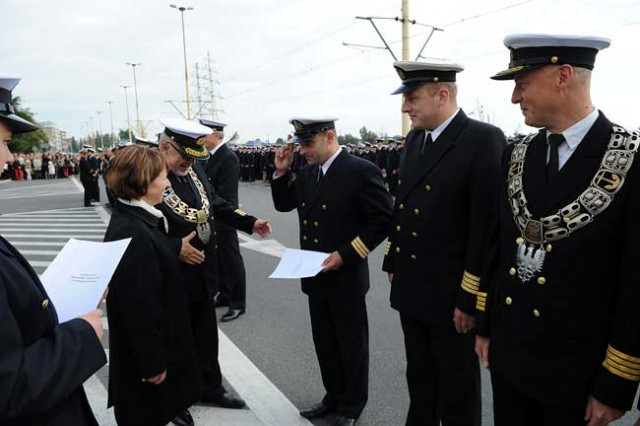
[104,146,200,426]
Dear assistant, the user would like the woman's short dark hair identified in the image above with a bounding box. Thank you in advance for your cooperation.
[107,145,167,200]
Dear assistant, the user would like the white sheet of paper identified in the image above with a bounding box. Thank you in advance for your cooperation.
[40,238,131,323]
[269,248,330,279]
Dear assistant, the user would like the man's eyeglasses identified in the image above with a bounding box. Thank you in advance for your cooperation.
[168,142,192,161]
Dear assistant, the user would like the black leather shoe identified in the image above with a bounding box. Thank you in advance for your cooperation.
[299,403,332,419]
[201,391,246,409]
[171,409,194,426]
[332,415,357,426]
[220,308,245,322]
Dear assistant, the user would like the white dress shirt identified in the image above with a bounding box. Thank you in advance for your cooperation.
[425,108,461,143]
[546,108,599,170]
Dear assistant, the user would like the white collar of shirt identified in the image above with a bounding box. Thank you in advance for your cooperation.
[209,141,226,157]
[321,146,343,175]
[425,108,461,143]
[118,197,169,232]
[545,108,599,150]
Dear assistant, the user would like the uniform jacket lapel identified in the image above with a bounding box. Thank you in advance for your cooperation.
[528,111,611,215]
[300,149,348,217]
[397,110,468,203]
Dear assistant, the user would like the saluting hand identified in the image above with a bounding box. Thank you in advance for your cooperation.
[253,220,272,238]
[274,144,294,177]
[143,370,167,385]
[584,396,624,426]
[179,231,205,265]
[321,251,344,272]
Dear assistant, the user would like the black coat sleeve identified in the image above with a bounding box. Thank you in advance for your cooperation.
[194,162,256,234]
[336,163,393,264]
[456,126,506,315]
[270,171,298,212]
[0,279,106,419]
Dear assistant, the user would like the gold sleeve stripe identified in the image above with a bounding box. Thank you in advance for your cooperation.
[607,346,640,366]
[461,271,481,295]
[351,237,369,259]
[603,360,640,381]
[608,351,640,370]
[461,281,478,295]
[463,271,481,282]
[351,237,370,258]
[476,290,487,312]
[604,357,640,375]
[384,241,391,256]
[462,277,480,290]
[234,209,248,217]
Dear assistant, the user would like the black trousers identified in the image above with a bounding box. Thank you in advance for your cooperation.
[400,314,481,426]
[491,371,587,426]
[189,298,224,397]
[216,230,246,309]
[308,296,369,419]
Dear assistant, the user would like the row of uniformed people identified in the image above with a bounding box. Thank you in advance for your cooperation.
[3,31,640,426]
[269,32,640,426]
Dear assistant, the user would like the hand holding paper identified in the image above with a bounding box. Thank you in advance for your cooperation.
[269,248,330,279]
[40,238,131,323]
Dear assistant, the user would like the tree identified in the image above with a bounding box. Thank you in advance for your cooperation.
[275,137,285,145]
[338,134,360,145]
[70,137,81,153]
[359,126,378,144]
[8,96,48,153]
[118,129,132,142]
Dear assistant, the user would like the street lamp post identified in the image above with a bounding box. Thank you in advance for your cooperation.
[96,111,103,149]
[170,4,194,120]
[126,62,143,137]
[120,85,133,144]
[107,101,115,147]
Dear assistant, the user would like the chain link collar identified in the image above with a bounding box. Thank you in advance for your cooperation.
[162,168,210,224]
[508,124,640,245]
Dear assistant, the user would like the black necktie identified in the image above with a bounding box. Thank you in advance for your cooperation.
[317,167,324,185]
[547,133,565,182]
[421,132,433,157]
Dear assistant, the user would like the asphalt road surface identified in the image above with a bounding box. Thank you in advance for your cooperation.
[1,176,637,426]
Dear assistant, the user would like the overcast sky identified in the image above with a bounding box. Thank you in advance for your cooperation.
[3,0,639,143]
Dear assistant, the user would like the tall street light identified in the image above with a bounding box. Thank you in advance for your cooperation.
[106,101,115,147]
[126,62,143,137]
[96,110,104,149]
[120,85,133,144]
[170,4,194,120]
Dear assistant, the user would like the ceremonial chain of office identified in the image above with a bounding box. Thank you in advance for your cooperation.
[508,124,640,282]
[162,168,211,225]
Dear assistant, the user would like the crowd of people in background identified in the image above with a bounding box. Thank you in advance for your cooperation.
[1,152,81,181]
[2,139,406,195]
[232,138,404,194]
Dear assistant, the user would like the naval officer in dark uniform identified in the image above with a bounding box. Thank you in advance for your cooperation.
[79,145,100,207]
[0,74,107,426]
[382,61,506,426]
[199,118,247,322]
[476,34,640,426]
[155,117,272,411]
[271,117,393,426]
